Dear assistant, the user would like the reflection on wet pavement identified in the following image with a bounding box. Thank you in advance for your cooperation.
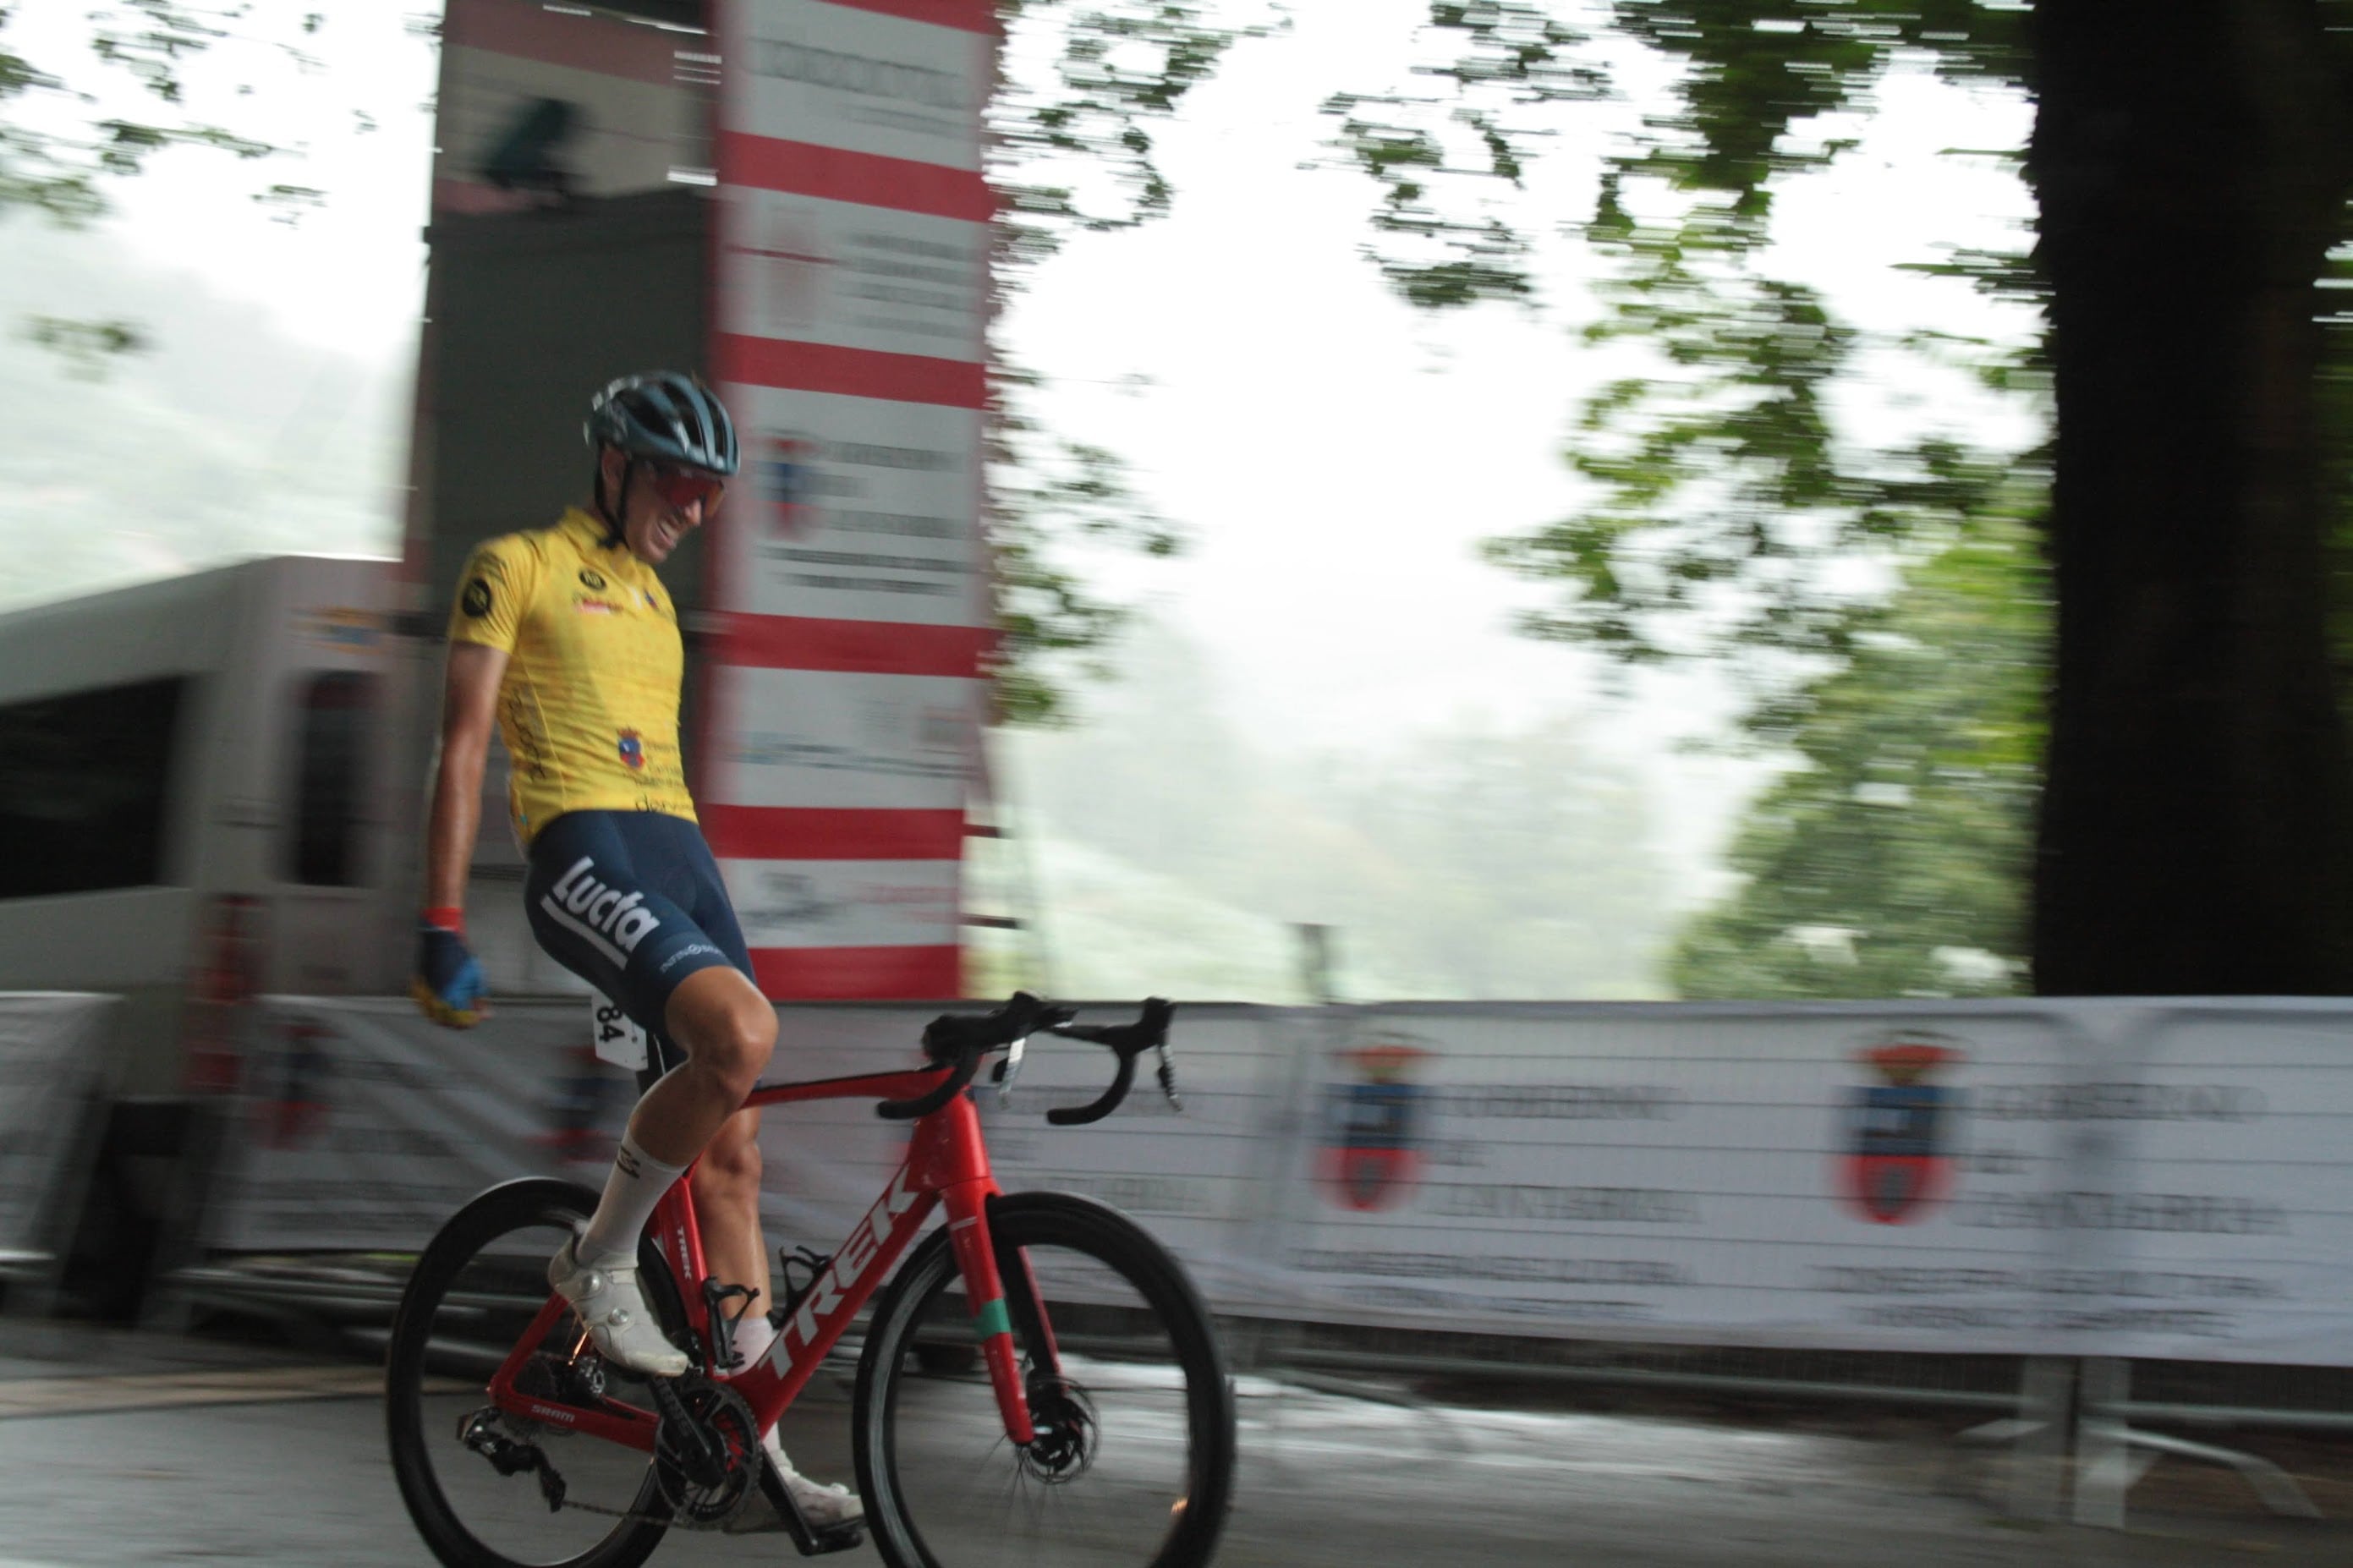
[0,1326,2345,1566]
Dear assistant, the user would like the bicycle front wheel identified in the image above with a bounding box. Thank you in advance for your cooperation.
[385,1178,677,1568]
[853,1192,1236,1568]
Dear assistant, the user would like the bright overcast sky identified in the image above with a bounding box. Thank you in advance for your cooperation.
[8,0,2039,896]
[5,3,441,359]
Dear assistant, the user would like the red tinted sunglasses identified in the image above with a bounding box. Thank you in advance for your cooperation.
[644,461,726,513]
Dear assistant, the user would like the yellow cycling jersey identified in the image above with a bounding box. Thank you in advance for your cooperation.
[447,507,698,845]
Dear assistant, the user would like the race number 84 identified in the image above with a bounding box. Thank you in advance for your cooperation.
[590,994,649,1071]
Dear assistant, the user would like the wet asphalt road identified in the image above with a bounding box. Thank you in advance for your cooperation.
[0,1322,2347,1567]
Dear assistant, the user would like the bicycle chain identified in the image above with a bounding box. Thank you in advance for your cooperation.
[544,1489,669,1527]
[527,1475,737,1530]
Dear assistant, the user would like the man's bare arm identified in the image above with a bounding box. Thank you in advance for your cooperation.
[425,641,508,915]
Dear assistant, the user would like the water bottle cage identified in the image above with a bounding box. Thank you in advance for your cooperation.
[699,1280,760,1372]
[771,1246,833,1325]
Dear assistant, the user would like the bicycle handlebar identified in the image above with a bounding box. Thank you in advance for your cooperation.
[873,993,1177,1124]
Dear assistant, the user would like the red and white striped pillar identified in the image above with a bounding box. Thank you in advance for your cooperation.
[703,0,997,1000]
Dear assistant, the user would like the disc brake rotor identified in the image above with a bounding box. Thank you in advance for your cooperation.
[1021,1376,1100,1483]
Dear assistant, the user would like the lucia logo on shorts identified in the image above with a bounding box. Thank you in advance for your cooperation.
[543,856,662,960]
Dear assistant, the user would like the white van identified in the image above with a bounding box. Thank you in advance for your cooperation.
[0,556,407,1093]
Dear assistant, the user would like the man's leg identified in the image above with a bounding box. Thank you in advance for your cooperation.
[633,964,776,1164]
[554,965,776,1374]
[690,1105,773,1344]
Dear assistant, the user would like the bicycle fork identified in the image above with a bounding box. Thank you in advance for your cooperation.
[942,1186,1039,1448]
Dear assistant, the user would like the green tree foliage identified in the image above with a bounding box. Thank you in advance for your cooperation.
[984,1,1278,722]
[1325,3,2040,677]
[986,399,1182,727]
[1329,3,2353,996]
[1675,191,2353,1001]
[1,2,329,370]
[1674,504,2048,998]
[1314,4,2053,992]
[0,1,304,221]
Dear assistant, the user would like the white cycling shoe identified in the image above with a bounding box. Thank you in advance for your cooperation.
[725,1428,864,1534]
[546,1234,688,1379]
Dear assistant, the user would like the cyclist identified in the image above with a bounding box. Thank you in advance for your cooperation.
[411,371,859,1531]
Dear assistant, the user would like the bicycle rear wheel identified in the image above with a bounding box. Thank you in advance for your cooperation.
[853,1192,1236,1568]
[385,1178,679,1568]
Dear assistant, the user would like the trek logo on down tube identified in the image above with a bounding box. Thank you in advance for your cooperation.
[777,1168,920,1360]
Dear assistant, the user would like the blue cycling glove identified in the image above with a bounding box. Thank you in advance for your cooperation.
[412,917,487,1028]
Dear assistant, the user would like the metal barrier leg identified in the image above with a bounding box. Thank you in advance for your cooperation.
[2073,1359,2149,1530]
[2073,1357,2323,1528]
[1955,1355,2070,1519]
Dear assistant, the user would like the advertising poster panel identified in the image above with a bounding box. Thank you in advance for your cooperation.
[974,1006,1297,1307]
[214,999,916,1255]
[1270,1003,2106,1354]
[2090,1003,2353,1365]
[705,0,997,1001]
[197,996,2353,1368]
[209,999,1272,1296]
[214,999,618,1252]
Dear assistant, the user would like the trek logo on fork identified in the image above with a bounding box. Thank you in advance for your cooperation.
[776,1167,920,1361]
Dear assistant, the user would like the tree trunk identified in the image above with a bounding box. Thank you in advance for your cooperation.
[2028,1,2353,993]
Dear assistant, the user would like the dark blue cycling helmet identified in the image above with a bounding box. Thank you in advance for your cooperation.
[584,371,739,476]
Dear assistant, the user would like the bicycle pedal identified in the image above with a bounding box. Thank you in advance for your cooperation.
[801,1524,864,1557]
[751,1466,866,1557]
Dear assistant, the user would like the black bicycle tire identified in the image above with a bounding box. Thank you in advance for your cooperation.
[384,1177,677,1568]
[851,1191,1237,1568]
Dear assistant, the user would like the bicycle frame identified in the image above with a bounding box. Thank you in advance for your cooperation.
[482,1063,1039,1454]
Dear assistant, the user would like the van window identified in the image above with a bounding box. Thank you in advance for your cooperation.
[0,677,186,898]
[289,671,377,887]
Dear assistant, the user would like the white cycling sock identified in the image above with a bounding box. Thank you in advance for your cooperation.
[579,1132,688,1264]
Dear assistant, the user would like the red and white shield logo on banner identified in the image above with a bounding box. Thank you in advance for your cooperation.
[1840,1035,1964,1225]
[1319,1040,1432,1212]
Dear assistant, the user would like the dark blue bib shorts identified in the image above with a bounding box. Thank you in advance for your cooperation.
[524,810,754,1081]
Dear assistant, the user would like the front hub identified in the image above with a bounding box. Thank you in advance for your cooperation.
[1019,1377,1098,1482]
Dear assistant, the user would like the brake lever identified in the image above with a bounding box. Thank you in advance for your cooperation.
[996,1032,1028,1109]
[1155,1043,1182,1112]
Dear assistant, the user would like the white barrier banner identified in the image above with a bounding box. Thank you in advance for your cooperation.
[217,999,932,1256]
[206,995,2353,1368]
[976,1006,1296,1307]
[750,1005,934,1258]
[2086,1003,2353,1364]
[719,858,963,953]
[0,994,114,1259]
[215,999,626,1252]
[211,998,1286,1304]
[1266,1004,2101,1354]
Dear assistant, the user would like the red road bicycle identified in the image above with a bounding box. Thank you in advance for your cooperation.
[385,994,1236,1568]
